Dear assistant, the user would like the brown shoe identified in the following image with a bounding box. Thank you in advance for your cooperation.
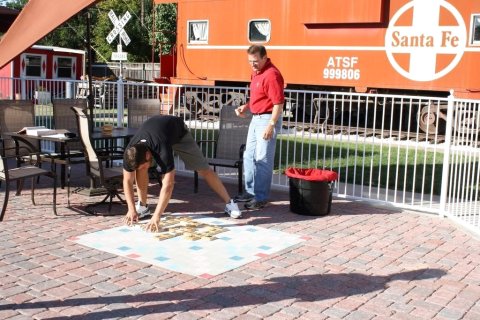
[244,199,267,210]
[234,193,254,202]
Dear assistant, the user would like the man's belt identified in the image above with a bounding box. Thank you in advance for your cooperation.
[252,111,272,115]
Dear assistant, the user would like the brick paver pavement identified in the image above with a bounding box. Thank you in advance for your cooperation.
[0,167,479,319]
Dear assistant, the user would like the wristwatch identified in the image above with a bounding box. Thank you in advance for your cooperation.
[269,119,276,126]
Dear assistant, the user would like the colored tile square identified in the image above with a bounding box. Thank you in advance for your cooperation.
[154,256,170,262]
[229,256,244,261]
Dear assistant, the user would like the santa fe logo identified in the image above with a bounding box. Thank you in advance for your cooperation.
[385,0,466,82]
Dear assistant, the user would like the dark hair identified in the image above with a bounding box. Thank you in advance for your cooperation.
[247,45,267,58]
[123,143,150,171]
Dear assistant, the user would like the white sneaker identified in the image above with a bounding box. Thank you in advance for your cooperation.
[136,201,151,219]
[225,199,242,219]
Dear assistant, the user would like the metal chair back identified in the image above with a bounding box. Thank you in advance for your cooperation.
[0,100,39,156]
[52,98,87,152]
[194,105,250,193]
[214,105,250,160]
[71,106,102,178]
[127,98,163,128]
[71,106,124,213]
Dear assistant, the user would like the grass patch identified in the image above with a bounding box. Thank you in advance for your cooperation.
[275,135,448,195]
[191,128,459,195]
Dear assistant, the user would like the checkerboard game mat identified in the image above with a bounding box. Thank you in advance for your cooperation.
[70,214,306,278]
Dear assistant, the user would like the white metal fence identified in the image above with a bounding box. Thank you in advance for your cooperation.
[0,77,478,235]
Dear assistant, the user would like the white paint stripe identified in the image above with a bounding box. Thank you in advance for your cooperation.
[187,45,385,51]
[187,45,480,52]
[410,0,440,79]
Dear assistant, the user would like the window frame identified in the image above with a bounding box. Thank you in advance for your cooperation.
[470,14,480,46]
[248,19,271,43]
[187,20,209,44]
[23,54,45,78]
[53,56,76,79]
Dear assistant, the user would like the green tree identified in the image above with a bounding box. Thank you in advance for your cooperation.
[41,14,89,53]
[2,0,27,10]
[147,3,177,56]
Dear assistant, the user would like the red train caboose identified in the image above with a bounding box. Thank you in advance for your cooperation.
[154,0,480,132]
[154,0,480,95]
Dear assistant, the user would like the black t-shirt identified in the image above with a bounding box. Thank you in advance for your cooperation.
[123,115,188,173]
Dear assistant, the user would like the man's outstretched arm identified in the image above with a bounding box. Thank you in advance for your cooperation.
[123,169,138,225]
[144,169,176,232]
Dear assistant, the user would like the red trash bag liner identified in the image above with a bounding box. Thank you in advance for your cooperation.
[285,167,338,182]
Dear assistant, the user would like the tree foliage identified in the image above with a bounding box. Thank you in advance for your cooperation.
[41,15,88,54]
[148,4,177,56]
[2,0,27,10]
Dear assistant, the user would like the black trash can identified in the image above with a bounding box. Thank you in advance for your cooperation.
[285,168,338,216]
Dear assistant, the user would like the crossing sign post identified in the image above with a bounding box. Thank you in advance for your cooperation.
[106,10,131,46]
[106,9,131,128]
[106,10,131,77]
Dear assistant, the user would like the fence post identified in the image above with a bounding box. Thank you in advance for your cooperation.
[439,90,455,218]
[116,77,124,127]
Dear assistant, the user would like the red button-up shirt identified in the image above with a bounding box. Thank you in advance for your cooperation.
[249,59,284,114]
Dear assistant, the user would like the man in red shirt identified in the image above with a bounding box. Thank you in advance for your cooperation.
[235,45,284,209]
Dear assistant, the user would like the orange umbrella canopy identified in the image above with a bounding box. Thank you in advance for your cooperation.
[0,0,99,68]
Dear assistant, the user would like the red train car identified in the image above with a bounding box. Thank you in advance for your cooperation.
[154,0,480,99]
[0,45,85,102]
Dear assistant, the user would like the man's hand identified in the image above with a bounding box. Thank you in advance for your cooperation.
[263,125,274,140]
[143,216,162,233]
[123,210,139,226]
[235,105,248,118]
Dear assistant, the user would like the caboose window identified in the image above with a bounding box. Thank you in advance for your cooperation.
[471,15,480,45]
[248,20,271,43]
[188,20,208,44]
[55,57,74,79]
[25,55,42,77]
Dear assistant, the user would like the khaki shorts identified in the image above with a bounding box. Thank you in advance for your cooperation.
[172,131,210,171]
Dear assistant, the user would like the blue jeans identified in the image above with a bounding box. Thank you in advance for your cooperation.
[243,114,281,201]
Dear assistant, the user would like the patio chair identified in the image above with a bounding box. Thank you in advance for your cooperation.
[0,149,57,221]
[127,98,164,128]
[127,98,164,184]
[194,105,250,194]
[0,99,47,191]
[0,100,41,158]
[71,106,125,214]
[52,98,86,154]
[52,99,88,185]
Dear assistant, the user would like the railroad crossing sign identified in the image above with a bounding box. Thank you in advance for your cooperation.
[106,10,131,46]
